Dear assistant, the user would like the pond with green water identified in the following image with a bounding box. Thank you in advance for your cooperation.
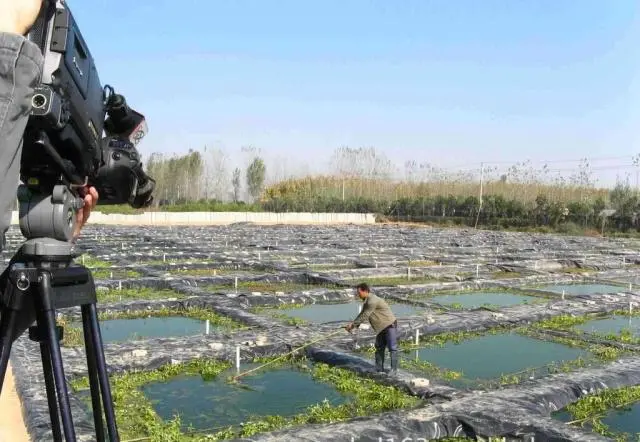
[96,316,207,343]
[575,315,640,336]
[428,291,538,309]
[410,333,590,386]
[142,365,348,432]
[600,402,640,440]
[277,301,423,323]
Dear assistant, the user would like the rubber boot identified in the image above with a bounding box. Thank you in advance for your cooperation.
[375,349,385,372]
[389,350,399,375]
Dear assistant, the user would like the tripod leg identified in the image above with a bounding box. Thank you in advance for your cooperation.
[39,339,63,442]
[81,305,106,442]
[0,306,18,395]
[36,273,77,441]
[86,304,119,441]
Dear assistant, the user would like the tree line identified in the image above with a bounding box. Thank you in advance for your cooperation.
[130,145,640,233]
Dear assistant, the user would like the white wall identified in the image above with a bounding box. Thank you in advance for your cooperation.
[10,211,375,226]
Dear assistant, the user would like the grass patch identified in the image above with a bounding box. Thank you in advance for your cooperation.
[72,255,141,278]
[71,356,420,441]
[97,288,182,303]
[563,267,593,274]
[491,271,522,279]
[92,268,142,279]
[564,384,640,441]
[407,260,439,267]
[74,255,112,268]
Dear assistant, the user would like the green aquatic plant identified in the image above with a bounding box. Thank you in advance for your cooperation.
[491,271,522,279]
[92,268,142,279]
[399,356,463,381]
[564,384,640,441]
[530,313,594,330]
[97,287,183,303]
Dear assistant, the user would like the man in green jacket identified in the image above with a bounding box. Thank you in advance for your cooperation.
[346,283,398,374]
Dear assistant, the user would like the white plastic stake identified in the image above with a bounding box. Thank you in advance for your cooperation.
[258,252,261,261]
[630,302,633,315]
[561,290,565,300]
[110,271,113,279]
[163,253,166,262]
[236,346,241,371]
[205,320,210,335]
[415,329,420,345]
[375,261,378,268]
[234,277,238,291]
[81,255,85,265]
[407,267,411,280]
[118,281,122,290]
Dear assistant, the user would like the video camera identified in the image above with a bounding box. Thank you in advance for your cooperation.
[23,0,155,213]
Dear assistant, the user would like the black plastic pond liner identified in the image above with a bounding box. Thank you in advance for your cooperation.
[7,224,640,441]
[237,290,354,308]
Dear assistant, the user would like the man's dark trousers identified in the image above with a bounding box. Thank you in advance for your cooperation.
[375,320,398,373]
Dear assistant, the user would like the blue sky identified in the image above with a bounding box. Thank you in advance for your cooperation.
[71,0,639,184]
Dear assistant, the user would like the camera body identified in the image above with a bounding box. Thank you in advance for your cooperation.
[23,0,154,208]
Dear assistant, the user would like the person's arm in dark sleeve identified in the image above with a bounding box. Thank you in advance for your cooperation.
[0,33,43,250]
[352,297,377,328]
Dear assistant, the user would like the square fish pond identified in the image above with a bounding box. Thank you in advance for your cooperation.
[396,332,593,388]
[266,300,424,324]
[533,283,624,296]
[426,291,541,309]
[72,316,210,343]
[574,315,640,338]
[82,361,420,440]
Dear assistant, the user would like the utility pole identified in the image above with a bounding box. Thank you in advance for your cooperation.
[474,162,484,229]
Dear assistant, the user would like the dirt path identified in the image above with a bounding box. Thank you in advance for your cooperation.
[0,363,30,442]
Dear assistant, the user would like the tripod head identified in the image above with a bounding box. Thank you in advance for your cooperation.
[20,0,156,246]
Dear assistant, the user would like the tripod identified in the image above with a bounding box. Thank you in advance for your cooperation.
[0,184,119,441]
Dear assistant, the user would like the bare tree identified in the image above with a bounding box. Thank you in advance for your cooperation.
[232,168,242,203]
